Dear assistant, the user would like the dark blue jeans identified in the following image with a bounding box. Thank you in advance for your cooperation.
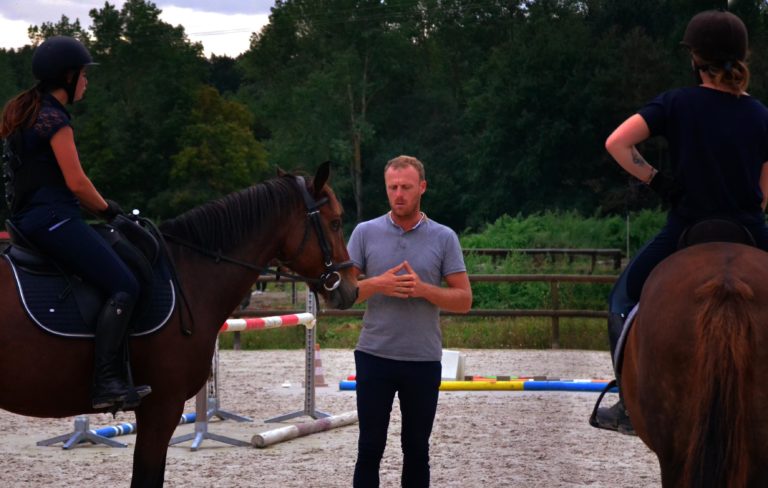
[610,213,768,315]
[353,350,442,488]
[14,204,139,301]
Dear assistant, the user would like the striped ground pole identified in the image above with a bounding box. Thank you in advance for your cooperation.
[220,312,316,332]
[90,413,196,439]
[251,410,359,448]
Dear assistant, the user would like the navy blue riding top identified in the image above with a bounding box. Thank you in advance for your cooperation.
[638,86,768,224]
[6,94,140,301]
[11,93,79,219]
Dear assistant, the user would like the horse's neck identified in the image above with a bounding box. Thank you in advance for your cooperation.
[162,181,302,332]
[169,237,283,333]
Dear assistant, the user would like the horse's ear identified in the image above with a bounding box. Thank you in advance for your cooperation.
[313,161,331,194]
[276,166,288,177]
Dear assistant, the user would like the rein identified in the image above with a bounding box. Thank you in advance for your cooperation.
[161,232,309,283]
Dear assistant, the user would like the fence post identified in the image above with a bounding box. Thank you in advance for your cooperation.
[550,281,560,349]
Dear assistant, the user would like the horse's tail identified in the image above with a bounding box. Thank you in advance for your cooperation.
[683,275,755,488]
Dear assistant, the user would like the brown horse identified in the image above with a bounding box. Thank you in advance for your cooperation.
[622,242,768,488]
[0,162,358,487]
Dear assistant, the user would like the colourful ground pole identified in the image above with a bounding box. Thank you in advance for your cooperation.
[523,381,615,392]
[439,381,526,391]
[339,380,616,393]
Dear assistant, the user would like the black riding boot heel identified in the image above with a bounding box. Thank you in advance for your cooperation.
[92,292,151,409]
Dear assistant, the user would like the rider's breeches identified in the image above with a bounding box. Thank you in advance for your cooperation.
[15,206,139,301]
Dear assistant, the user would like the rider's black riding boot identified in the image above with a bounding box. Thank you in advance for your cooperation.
[92,292,151,409]
[594,312,635,435]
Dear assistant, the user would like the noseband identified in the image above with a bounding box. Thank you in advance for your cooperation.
[279,176,353,291]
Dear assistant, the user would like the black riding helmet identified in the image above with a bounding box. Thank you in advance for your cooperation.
[31,36,96,104]
[681,10,748,63]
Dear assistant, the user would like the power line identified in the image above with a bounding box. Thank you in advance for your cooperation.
[189,28,254,37]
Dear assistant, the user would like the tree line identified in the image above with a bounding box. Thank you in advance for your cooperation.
[1,0,765,233]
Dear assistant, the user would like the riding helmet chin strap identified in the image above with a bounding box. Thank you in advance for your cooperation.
[37,71,79,104]
[691,63,705,85]
[64,75,78,104]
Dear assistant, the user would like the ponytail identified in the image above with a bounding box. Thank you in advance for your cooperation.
[0,86,43,138]
[712,59,750,96]
[693,53,751,96]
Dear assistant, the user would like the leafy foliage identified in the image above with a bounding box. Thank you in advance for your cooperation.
[1,0,767,230]
[461,209,665,256]
[159,86,269,214]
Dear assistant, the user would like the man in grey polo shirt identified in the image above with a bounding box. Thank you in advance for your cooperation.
[348,155,472,487]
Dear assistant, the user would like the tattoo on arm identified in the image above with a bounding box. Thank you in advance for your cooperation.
[631,147,649,168]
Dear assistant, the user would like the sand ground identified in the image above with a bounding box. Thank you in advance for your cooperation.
[0,349,660,487]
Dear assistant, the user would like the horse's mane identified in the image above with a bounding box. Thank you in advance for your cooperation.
[160,176,301,253]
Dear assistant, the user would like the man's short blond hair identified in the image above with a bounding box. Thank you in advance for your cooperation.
[384,155,425,181]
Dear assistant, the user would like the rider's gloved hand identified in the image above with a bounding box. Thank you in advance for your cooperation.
[647,171,683,204]
[100,199,126,222]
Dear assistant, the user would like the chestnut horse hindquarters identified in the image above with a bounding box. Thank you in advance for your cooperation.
[623,242,768,488]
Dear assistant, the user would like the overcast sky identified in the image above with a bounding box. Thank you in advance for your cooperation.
[0,1,274,57]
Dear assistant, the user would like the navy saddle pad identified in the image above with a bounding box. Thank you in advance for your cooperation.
[5,250,176,338]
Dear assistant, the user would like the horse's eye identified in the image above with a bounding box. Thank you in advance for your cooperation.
[330,220,341,232]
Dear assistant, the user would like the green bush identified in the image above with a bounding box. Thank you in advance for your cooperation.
[461,208,665,256]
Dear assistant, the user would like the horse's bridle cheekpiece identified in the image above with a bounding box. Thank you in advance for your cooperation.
[287,175,353,291]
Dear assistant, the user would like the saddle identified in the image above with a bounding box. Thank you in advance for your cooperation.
[677,217,756,249]
[4,215,176,338]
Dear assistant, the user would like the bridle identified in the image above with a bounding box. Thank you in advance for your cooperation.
[279,175,353,291]
[158,174,353,336]
[162,175,352,292]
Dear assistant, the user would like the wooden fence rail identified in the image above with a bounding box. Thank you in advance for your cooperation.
[234,274,619,349]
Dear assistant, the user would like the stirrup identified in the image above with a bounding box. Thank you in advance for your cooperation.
[120,385,152,410]
[96,385,152,415]
[589,381,636,436]
[92,382,151,409]
[593,403,636,436]
[589,380,616,427]
[93,395,127,410]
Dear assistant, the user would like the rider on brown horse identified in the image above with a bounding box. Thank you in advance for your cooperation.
[0,36,150,410]
[595,10,768,433]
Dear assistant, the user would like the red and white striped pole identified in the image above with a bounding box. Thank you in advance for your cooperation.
[220,312,316,332]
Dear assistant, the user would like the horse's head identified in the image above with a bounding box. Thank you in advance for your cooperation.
[280,162,358,310]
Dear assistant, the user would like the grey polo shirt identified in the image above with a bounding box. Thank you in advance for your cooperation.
[347,212,467,361]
